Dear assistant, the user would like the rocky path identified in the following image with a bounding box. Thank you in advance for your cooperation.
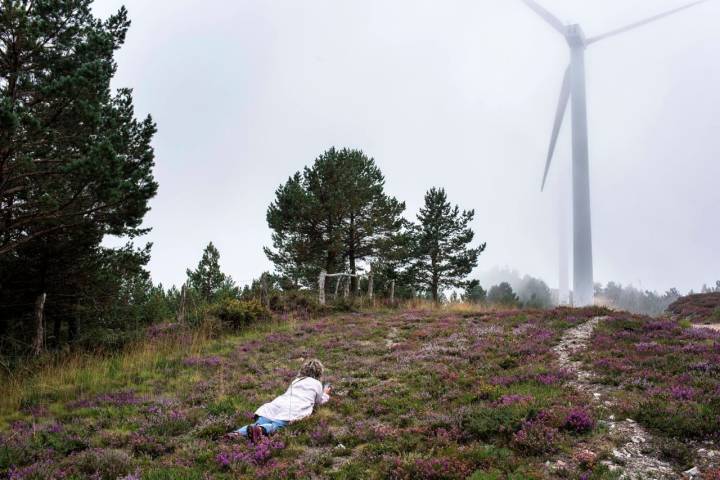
[553,317,678,479]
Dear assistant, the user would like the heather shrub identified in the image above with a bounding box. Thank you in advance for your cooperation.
[142,467,205,480]
[308,420,335,446]
[461,404,535,441]
[129,432,171,457]
[269,290,325,316]
[467,471,502,480]
[211,299,271,329]
[5,460,58,480]
[635,399,717,439]
[388,456,473,480]
[70,448,134,480]
[144,408,195,436]
[216,437,285,471]
[704,469,720,480]
[564,407,595,433]
[511,418,559,455]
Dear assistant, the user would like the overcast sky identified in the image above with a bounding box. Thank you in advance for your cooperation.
[93,0,720,293]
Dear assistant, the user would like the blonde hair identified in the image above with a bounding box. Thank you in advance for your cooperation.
[298,358,324,380]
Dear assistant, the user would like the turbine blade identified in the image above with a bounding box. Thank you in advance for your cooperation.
[520,0,566,35]
[586,0,712,45]
[542,66,571,192]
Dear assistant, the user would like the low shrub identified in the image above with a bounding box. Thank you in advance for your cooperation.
[564,407,595,434]
[388,456,473,480]
[635,399,717,439]
[269,290,325,317]
[70,448,135,480]
[511,417,559,455]
[211,299,271,329]
[461,404,535,441]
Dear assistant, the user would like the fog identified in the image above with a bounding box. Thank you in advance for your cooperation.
[93,0,720,293]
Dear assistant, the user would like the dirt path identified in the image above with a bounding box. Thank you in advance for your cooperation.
[553,317,678,479]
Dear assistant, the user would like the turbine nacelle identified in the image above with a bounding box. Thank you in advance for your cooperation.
[564,24,586,48]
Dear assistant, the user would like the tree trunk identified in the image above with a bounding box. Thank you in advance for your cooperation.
[430,251,439,303]
[32,293,47,356]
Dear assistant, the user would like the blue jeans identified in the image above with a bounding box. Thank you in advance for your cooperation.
[235,416,288,436]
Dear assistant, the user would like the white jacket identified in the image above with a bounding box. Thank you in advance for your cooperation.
[255,377,329,422]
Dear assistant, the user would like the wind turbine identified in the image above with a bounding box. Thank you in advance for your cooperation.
[521,0,712,307]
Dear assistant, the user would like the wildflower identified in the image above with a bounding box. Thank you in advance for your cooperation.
[564,407,595,433]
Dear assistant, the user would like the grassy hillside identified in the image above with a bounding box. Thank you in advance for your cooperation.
[1,306,718,479]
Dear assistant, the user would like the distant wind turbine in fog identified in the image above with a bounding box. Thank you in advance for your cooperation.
[521,0,713,307]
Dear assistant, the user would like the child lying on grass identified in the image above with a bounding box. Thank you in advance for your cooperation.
[229,358,331,442]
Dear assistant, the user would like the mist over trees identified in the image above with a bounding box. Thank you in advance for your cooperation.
[487,282,520,307]
[594,282,681,317]
[476,267,554,308]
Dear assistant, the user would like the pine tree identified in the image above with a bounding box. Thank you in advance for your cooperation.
[412,188,485,302]
[0,2,157,353]
[0,2,157,255]
[462,280,487,303]
[186,243,236,302]
[265,148,405,290]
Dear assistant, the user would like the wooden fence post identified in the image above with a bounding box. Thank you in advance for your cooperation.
[32,293,47,356]
[367,273,374,300]
[390,280,395,304]
[343,276,350,299]
[177,284,187,324]
[334,275,341,299]
[318,271,326,306]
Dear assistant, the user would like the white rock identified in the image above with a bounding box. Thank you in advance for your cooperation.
[683,466,700,477]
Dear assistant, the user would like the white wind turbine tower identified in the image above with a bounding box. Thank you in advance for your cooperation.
[521,0,713,307]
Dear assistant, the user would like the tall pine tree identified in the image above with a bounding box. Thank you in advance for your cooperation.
[411,188,485,302]
[0,1,157,255]
[266,148,405,290]
[0,2,158,354]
